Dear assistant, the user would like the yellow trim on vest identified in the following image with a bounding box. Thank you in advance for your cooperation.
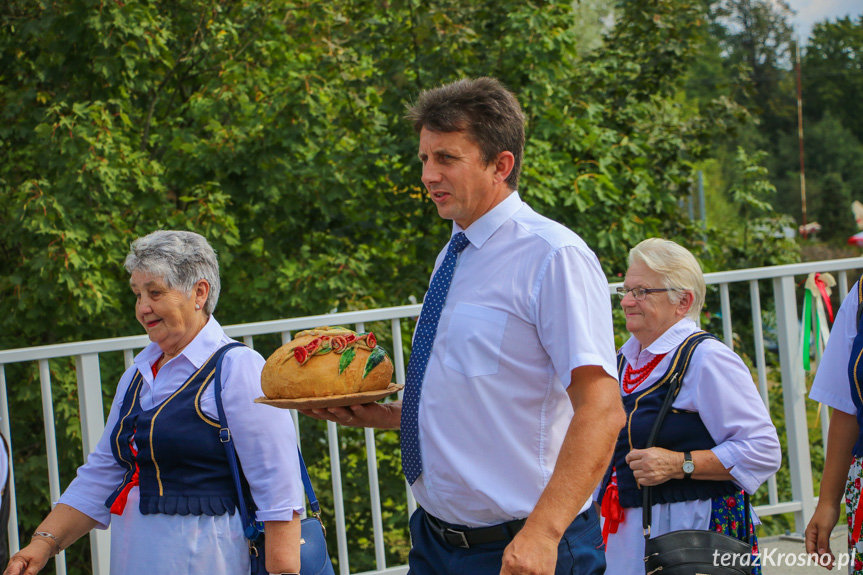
[856,282,863,405]
[195,372,222,428]
[112,372,144,494]
[149,353,218,496]
[626,332,707,458]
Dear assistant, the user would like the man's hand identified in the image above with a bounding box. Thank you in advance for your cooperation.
[625,447,682,486]
[298,400,401,429]
[500,526,559,575]
[805,502,840,570]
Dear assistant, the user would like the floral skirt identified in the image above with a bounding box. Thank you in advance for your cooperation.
[709,490,761,575]
[846,456,863,574]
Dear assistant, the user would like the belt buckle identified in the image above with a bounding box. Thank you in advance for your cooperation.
[445,528,470,549]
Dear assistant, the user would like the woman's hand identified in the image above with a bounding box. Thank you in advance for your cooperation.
[4,540,54,575]
[805,501,840,570]
[625,447,683,486]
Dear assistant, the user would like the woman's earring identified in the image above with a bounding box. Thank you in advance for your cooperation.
[195,304,201,310]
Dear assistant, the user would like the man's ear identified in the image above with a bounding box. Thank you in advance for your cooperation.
[492,151,515,185]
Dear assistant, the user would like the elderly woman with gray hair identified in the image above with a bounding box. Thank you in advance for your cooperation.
[598,238,781,575]
[5,230,303,575]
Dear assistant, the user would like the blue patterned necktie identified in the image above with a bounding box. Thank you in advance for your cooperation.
[401,232,471,485]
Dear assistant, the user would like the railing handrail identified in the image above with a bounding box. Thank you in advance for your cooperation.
[4,257,861,364]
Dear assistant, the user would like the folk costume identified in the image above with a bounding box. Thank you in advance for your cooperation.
[810,281,863,574]
[58,316,304,574]
[602,318,781,575]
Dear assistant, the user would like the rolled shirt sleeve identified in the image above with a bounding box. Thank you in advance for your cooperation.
[680,339,782,494]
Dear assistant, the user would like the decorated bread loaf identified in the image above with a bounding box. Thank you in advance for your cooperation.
[261,326,394,399]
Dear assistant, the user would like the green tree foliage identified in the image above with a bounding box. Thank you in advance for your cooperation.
[1,0,789,571]
[711,0,796,137]
[803,16,863,145]
[772,113,863,241]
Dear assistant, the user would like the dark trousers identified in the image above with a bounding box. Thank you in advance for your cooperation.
[407,505,606,575]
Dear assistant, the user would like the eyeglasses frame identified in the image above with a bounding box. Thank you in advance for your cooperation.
[615,287,681,301]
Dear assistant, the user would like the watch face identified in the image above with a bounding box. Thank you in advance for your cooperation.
[683,461,695,474]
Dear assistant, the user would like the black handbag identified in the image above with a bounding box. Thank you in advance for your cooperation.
[214,342,336,575]
[641,334,754,575]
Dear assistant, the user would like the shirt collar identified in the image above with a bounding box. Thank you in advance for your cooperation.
[453,191,523,250]
[134,314,225,372]
[620,317,697,362]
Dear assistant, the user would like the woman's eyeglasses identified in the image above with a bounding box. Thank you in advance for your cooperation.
[616,287,680,301]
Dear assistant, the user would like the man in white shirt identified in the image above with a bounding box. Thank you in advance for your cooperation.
[304,77,624,574]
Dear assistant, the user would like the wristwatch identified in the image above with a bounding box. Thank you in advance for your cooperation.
[682,451,695,480]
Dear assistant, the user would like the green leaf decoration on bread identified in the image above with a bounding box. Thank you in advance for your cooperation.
[363,346,387,379]
[339,348,356,374]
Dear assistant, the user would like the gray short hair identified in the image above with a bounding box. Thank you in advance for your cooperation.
[124,230,221,315]
[628,238,705,321]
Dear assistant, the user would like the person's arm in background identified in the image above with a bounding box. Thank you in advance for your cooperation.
[805,284,860,570]
[806,410,858,570]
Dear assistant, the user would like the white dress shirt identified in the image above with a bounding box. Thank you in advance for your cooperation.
[411,192,618,527]
[604,318,781,575]
[809,283,859,415]
[58,315,304,574]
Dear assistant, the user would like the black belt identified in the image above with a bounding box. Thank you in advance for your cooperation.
[424,512,526,549]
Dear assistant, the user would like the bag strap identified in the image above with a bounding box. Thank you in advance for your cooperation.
[213,342,323,540]
[212,342,260,540]
[640,332,750,543]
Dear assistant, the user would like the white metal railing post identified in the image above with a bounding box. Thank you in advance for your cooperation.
[719,283,733,350]
[328,420,349,575]
[0,365,19,556]
[74,354,110,575]
[772,275,815,533]
[390,319,417,517]
[37,360,66,575]
[355,322,387,570]
[749,281,779,506]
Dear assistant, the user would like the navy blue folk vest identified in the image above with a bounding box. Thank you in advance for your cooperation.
[105,345,252,516]
[611,331,738,508]
[849,277,863,456]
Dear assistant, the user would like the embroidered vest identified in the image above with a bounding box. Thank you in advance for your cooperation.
[849,277,863,456]
[105,345,252,516]
[610,331,738,508]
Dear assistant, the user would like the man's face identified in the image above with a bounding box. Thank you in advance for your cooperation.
[417,128,508,229]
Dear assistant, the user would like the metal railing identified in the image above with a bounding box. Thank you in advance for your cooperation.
[1,256,861,575]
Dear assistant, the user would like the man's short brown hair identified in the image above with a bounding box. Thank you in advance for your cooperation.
[407,77,525,190]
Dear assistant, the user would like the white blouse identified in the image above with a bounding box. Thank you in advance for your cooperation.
[58,315,304,574]
[809,282,859,415]
[604,318,781,575]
